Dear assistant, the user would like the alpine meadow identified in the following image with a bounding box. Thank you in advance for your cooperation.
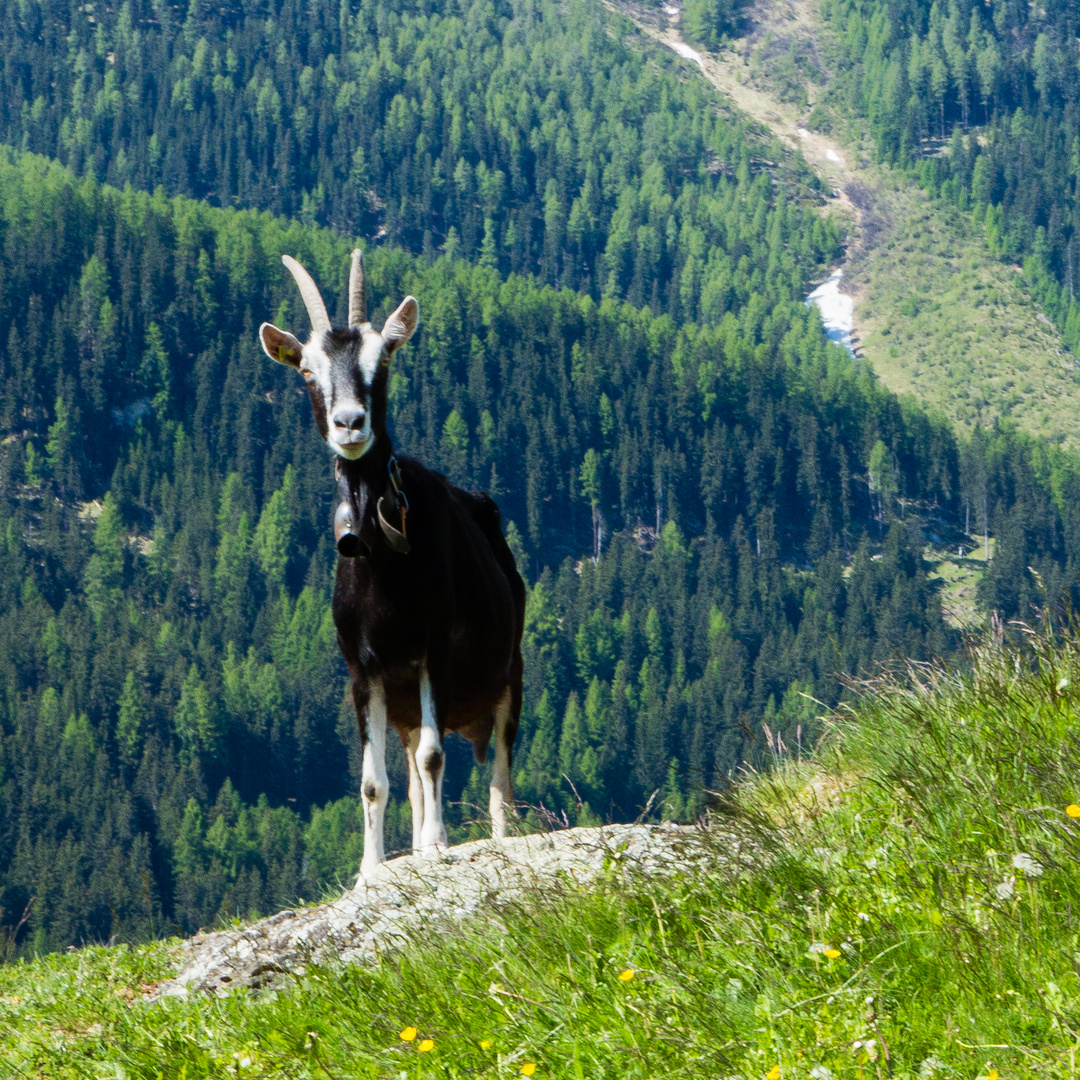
[3,0,1080,1073]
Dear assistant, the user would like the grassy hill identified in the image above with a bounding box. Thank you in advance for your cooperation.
[847,174,1080,449]
[3,623,1079,1078]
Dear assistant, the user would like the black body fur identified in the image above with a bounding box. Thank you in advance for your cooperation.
[334,440,526,771]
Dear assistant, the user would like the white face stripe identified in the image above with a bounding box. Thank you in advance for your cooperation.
[416,660,449,854]
[302,331,376,460]
[359,330,385,385]
[358,677,390,880]
[299,337,333,401]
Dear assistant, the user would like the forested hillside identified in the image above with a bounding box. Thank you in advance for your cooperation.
[0,0,836,318]
[821,0,1080,353]
[3,0,1080,957]
[2,138,1078,951]
[0,146,957,950]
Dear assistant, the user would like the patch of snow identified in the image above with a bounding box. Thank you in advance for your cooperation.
[826,148,843,163]
[662,4,680,14]
[806,269,856,356]
[668,40,704,69]
[797,127,810,139]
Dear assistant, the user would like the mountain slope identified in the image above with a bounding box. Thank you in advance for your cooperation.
[721,0,1080,626]
[6,0,1080,959]
[610,0,1080,449]
[2,624,1080,1078]
[817,0,1080,356]
[848,182,1080,445]
[0,0,838,319]
[597,0,1080,628]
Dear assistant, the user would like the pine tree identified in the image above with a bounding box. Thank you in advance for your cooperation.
[45,397,80,497]
[254,467,294,592]
[115,672,145,770]
[173,798,209,934]
[83,493,126,619]
[174,664,219,764]
[517,691,560,808]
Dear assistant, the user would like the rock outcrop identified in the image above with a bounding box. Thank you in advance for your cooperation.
[159,823,722,997]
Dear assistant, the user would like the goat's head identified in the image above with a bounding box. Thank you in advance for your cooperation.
[258,251,418,460]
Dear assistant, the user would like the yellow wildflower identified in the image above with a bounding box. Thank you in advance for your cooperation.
[618,969,635,981]
[986,1072,998,1080]
[1067,804,1080,818]
[824,948,841,959]
[479,1040,493,1050]
[522,1064,537,1076]
[766,1067,781,1080]
[418,1040,434,1053]
[399,1027,417,1042]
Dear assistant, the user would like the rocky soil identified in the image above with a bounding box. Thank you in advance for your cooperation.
[158,823,727,997]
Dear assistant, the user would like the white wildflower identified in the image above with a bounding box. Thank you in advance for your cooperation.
[1012,853,1043,878]
[918,1056,944,1078]
[994,877,1015,900]
[852,1039,878,1062]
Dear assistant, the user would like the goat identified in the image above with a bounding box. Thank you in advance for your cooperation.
[258,251,525,877]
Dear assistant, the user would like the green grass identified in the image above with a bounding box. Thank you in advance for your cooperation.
[850,179,1080,449]
[925,536,995,629]
[6,624,1080,1076]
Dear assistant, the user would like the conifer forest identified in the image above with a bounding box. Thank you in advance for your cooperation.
[0,0,1079,953]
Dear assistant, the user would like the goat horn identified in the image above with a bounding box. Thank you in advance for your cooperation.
[348,248,367,327]
[282,255,331,334]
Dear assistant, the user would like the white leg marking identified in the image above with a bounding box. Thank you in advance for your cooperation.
[405,726,424,853]
[416,660,449,854]
[358,677,389,880]
[490,687,513,840]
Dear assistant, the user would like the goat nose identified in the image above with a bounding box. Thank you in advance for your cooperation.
[332,407,367,432]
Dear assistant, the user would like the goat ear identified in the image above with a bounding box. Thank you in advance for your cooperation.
[259,322,303,368]
[381,296,418,355]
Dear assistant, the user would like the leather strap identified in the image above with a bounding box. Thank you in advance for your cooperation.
[377,457,410,553]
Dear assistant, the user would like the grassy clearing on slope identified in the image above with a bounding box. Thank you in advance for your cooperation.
[6,626,1080,1077]
[925,536,995,630]
[849,177,1080,448]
